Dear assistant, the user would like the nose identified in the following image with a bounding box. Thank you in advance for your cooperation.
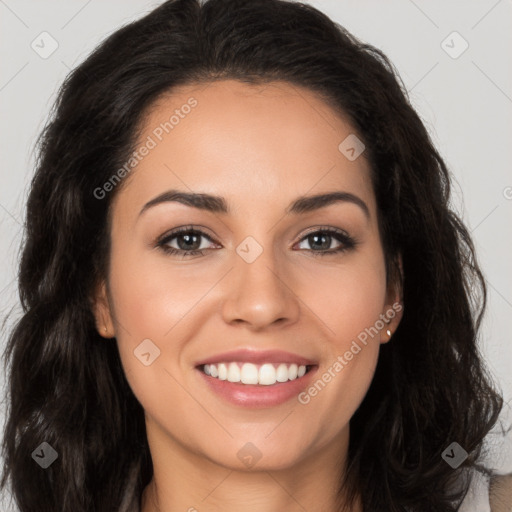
[221,241,301,331]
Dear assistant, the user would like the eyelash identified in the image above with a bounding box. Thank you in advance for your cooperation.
[156,225,357,259]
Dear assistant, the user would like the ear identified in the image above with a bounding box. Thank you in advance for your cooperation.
[91,280,115,339]
[381,254,404,344]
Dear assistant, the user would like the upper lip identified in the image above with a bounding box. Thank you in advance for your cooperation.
[195,348,317,367]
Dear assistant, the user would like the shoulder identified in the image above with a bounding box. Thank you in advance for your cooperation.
[459,401,512,512]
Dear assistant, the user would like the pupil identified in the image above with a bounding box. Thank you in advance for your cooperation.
[310,233,330,250]
[180,233,199,250]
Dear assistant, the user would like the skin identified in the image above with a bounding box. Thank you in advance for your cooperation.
[490,474,512,512]
[93,79,402,512]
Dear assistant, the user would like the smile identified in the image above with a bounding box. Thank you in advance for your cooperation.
[201,362,312,386]
[195,348,318,408]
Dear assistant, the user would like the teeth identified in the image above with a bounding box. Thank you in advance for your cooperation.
[240,363,259,384]
[259,363,276,385]
[218,363,227,380]
[227,362,240,383]
[276,363,289,382]
[202,362,309,385]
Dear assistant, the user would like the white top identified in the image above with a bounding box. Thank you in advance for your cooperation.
[459,401,512,511]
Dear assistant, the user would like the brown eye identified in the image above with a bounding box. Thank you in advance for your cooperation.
[157,227,219,257]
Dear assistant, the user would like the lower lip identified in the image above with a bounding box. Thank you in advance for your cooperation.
[196,366,318,408]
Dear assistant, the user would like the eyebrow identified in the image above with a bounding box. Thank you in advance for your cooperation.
[139,189,370,219]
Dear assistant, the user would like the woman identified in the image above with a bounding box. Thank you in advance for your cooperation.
[1,0,506,510]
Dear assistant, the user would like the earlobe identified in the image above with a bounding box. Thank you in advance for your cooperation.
[91,280,115,339]
[381,255,404,344]
[380,302,403,344]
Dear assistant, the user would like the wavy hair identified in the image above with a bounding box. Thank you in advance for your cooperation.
[1,0,503,510]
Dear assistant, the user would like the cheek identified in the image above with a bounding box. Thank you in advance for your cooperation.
[105,246,198,397]
[301,255,388,346]
[108,245,209,339]
[292,255,387,431]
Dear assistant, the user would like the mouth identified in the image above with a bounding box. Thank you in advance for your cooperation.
[194,349,319,408]
[198,362,315,386]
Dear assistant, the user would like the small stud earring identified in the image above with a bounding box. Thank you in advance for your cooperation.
[386,329,392,338]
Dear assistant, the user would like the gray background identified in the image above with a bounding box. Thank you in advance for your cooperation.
[1,1,511,509]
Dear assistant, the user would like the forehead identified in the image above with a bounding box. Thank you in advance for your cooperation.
[114,79,375,217]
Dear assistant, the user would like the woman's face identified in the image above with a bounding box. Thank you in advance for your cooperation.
[94,79,401,471]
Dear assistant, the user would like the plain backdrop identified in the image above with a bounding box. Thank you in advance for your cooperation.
[1,0,511,509]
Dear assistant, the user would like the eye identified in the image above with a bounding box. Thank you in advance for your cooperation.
[294,227,357,256]
[156,226,219,257]
[155,225,357,258]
